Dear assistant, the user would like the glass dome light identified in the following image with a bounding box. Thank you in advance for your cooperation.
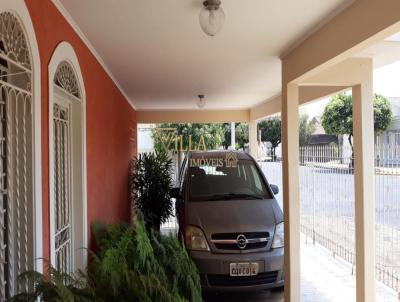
[199,0,225,36]
[197,94,206,109]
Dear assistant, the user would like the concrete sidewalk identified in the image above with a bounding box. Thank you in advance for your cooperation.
[300,239,398,302]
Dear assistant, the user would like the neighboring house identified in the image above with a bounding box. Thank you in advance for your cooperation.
[376,97,400,164]
[308,134,338,146]
[258,141,282,161]
[309,117,339,146]
[377,97,400,146]
[0,2,138,299]
[138,124,156,153]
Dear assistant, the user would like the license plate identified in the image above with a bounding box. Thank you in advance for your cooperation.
[229,262,259,277]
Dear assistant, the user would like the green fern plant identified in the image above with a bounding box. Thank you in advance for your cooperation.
[150,231,202,302]
[91,212,201,302]
[9,266,94,302]
[10,212,202,302]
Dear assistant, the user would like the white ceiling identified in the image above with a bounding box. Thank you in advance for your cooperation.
[58,0,352,110]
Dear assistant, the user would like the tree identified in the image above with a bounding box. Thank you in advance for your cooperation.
[152,123,225,169]
[258,117,281,159]
[222,123,231,149]
[153,123,225,153]
[321,93,393,148]
[222,123,249,150]
[374,94,393,134]
[235,123,249,150]
[321,93,354,147]
[299,114,317,147]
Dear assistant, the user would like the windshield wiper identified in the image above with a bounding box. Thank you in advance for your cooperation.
[205,193,263,201]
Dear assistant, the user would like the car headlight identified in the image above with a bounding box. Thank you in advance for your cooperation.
[185,225,210,251]
[272,222,284,248]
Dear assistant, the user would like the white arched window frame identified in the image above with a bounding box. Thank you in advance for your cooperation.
[48,42,87,273]
[0,0,42,299]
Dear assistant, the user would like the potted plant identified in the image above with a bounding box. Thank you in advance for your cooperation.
[129,151,174,231]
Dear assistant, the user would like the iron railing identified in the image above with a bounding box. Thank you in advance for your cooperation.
[258,144,400,293]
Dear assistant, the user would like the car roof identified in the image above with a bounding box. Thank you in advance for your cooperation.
[188,150,253,160]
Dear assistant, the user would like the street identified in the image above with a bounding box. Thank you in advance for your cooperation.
[260,162,400,228]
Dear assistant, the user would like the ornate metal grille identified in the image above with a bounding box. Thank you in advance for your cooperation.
[54,61,80,98]
[53,102,71,274]
[0,12,33,300]
[0,12,31,70]
[53,60,80,274]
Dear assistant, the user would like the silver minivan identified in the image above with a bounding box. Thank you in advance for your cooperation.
[171,150,284,292]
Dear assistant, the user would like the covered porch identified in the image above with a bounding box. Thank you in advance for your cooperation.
[134,0,400,299]
[1,0,400,301]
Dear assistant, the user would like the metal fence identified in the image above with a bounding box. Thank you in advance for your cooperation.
[258,144,400,293]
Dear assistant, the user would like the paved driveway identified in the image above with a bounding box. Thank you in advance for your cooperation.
[203,290,283,302]
[202,237,398,302]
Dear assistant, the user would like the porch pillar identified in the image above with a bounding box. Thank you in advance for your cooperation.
[352,77,375,301]
[249,120,258,159]
[231,122,236,149]
[282,83,301,302]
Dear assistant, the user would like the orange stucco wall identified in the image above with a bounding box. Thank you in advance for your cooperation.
[24,0,137,263]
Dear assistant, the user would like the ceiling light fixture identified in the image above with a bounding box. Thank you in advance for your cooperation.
[197,94,206,109]
[199,0,225,36]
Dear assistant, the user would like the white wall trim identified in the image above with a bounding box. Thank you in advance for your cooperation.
[0,0,43,274]
[51,0,136,110]
[48,41,88,270]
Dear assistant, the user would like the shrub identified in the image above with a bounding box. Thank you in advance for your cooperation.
[91,212,202,302]
[130,151,174,231]
[9,267,94,302]
[10,212,202,302]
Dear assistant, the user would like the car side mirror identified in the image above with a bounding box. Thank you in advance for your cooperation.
[170,187,182,199]
[270,184,279,195]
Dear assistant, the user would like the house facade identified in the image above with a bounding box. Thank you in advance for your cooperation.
[0,1,136,299]
[379,97,400,145]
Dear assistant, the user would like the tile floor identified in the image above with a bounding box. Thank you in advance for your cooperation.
[203,237,398,302]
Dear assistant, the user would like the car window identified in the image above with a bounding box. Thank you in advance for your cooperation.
[200,166,225,175]
[250,164,264,192]
[188,157,272,201]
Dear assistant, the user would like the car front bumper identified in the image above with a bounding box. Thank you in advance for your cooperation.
[189,248,284,292]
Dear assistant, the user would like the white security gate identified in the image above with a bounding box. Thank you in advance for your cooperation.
[53,101,72,274]
[51,61,82,274]
[0,12,34,300]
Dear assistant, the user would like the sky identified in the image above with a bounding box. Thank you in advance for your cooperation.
[374,61,400,97]
[300,60,400,118]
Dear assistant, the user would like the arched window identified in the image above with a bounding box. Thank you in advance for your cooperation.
[51,57,86,274]
[54,61,80,98]
[0,11,34,299]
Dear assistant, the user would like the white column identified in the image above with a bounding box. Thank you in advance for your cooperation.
[249,120,258,159]
[282,83,301,302]
[231,122,236,149]
[353,80,375,302]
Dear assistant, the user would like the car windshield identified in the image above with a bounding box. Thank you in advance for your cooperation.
[188,157,272,201]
